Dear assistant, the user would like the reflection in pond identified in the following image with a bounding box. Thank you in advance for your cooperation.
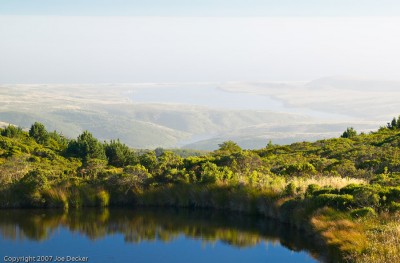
[0,208,322,262]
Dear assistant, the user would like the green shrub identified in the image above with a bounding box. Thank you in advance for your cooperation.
[199,162,218,184]
[340,184,363,195]
[350,207,376,218]
[18,169,50,194]
[283,162,317,176]
[314,194,354,210]
[305,184,321,198]
[33,148,57,160]
[313,187,338,196]
[389,201,400,212]
[340,184,381,208]
[284,182,297,196]
[386,187,400,202]
[353,192,380,208]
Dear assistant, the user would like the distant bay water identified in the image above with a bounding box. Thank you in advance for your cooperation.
[125,83,352,121]
[127,84,284,110]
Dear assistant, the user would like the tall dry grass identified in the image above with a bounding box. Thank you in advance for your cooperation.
[288,176,366,194]
[254,174,366,195]
[311,208,368,255]
[42,188,69,209]
[347,213,400,263]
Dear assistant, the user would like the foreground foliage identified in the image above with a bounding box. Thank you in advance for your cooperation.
[2,120,400,262]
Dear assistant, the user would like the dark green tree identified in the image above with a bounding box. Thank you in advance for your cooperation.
[387,116,400,129]
[1,125,23,138]
[341,127,357,138]
[387,117,397,129]
[67,131,106,161]
[29,122,48,144]
[105,139,137,167]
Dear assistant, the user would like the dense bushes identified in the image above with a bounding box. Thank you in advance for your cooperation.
[2,121,400,214]
[3,120,400,261]
[1,125,23,138]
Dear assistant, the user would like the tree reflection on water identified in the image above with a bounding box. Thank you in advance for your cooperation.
[0,208,324,261]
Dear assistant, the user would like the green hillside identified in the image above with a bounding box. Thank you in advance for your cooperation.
[1,119,400,261]
[0,107,313,149]
[0,110,190,148]
[0,84,321,149]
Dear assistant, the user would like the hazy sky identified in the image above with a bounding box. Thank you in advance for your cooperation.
[1,1,400,83]
[2,0,400,17]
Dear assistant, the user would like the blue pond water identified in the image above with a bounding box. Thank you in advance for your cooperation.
[0,209,321,263]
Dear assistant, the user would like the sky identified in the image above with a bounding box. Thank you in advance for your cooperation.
[2,0,400,17]
[1,1,400,83]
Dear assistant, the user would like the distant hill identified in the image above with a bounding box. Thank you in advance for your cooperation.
[0,80,393,149]
[306,76,400,91]
[183,121,380,150]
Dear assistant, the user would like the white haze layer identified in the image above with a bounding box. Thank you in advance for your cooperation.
[1,16,400,83]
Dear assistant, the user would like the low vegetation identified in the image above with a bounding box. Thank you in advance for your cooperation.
[2,118,400,262]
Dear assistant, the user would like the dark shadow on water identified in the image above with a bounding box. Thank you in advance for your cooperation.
[0,208,326,262]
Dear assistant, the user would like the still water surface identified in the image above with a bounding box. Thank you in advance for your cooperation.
[127,83,350,120]
[0,209,321,263]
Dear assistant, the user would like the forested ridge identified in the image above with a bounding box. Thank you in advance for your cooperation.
[2,119,400,262]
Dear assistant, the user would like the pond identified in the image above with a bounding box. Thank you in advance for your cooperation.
[0,208,323,263]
